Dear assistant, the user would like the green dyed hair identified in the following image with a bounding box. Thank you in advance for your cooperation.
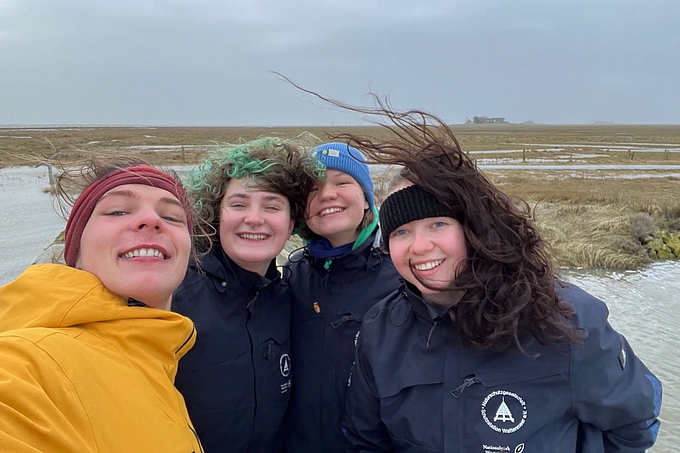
[188,136,323,252]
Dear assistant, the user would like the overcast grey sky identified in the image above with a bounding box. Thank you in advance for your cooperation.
[1,0,679,126]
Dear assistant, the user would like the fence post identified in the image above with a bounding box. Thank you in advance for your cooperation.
[37,151,61,192]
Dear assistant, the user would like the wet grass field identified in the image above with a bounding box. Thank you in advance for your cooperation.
[2,124,679,269]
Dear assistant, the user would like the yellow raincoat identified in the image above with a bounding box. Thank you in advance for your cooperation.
[0,264,203,452]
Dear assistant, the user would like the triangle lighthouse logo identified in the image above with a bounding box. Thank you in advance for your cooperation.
[493,397,515,423]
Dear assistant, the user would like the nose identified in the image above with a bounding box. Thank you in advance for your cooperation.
[244,207,265,226]
[409,229,433,255]
[316,182,337,201]
[135,207,163,231]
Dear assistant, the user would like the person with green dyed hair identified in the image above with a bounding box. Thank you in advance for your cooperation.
[171,137,320,453]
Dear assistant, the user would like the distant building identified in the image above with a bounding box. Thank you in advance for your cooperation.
[470,116,508,124]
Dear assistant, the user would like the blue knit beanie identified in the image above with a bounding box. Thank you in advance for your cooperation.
[310,142,375,209]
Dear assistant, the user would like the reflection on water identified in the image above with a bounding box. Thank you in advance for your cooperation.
[0,166,65,285]
[562,263,679,453]
[481,164,680,170]
[0,166,677,451]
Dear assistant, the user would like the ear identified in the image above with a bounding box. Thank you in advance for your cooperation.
[363,199,369,211]
[287,219,295,236]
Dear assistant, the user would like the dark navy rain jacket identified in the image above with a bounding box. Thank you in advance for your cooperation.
[343,282,662,453]
[173,251,292,453]
[284,232,401,453]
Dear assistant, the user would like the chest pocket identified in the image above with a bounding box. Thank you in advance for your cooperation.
[179,320,251,373]
[371,333,445,449]
[260,317,292,391]
[458,347,572,452]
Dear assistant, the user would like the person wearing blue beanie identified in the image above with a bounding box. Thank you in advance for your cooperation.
[310,142,375,210]
[299,142,377,250]
[284,142,401,453]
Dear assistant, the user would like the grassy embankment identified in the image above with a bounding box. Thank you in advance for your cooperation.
[2,124,679,270]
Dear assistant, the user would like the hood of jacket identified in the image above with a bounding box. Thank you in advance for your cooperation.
[0,263,196,378]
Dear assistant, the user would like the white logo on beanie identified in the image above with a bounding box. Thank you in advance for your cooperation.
[328,149,340,157]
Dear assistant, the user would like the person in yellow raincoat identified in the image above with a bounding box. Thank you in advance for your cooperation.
[0,159,204,452]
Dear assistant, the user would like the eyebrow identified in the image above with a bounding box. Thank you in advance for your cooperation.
[225,192,287,203]
[99,189,137,201]
[98,189,184,209]
[327,173,356,182]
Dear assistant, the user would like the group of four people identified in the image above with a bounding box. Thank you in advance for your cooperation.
[0,105,662,453]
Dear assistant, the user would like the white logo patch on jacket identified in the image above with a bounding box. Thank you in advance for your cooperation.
[481,390,527,434]
[280,354,291,377]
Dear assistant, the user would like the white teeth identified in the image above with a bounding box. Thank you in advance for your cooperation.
[239,233,268,241]
[414,260,443,271]
[121,248,165,259]
[320,207,343,216]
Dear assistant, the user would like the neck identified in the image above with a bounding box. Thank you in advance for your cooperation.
[233,258,270,276]
[325,231,359,248]
[422,290,464,310]
[138,296,172,311]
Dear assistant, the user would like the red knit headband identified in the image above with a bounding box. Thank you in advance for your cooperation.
[63,165,193,267]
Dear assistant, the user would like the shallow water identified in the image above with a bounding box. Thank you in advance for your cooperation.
[481,164,680,170]
[518,143,680,153]
[562,264,679,452]
[0,166,677,451]
[0,166,65,285]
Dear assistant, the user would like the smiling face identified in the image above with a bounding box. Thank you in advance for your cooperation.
[388,215,468,308]
[77,183,191,310]
[218,178,294,275]
[304,170,369,247]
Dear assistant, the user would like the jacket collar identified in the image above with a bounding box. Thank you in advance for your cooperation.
[402,281,451,323]
[201,248,280,293]
[305,231,383,273]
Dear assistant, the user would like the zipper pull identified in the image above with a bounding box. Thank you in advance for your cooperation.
[331,314,354,329]
[264,340,273,360]
[247,290,260,311]
[426,320,439,349]
[451,377,480,398]
[324,259,332,270]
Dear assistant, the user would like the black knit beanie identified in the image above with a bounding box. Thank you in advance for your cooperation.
[380,185,451,250]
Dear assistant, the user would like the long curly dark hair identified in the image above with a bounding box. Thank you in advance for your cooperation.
[290,89,582,351]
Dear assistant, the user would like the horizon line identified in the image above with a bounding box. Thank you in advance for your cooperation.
[2,122,680,129]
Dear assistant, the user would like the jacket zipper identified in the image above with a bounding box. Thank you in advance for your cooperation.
[175,323,197,355]
[245,306,258,449]
[247,290,260,311]
[174,324,203,452]
[320,263,331,288]
[188,423,204,453]
[426,320,440,349]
